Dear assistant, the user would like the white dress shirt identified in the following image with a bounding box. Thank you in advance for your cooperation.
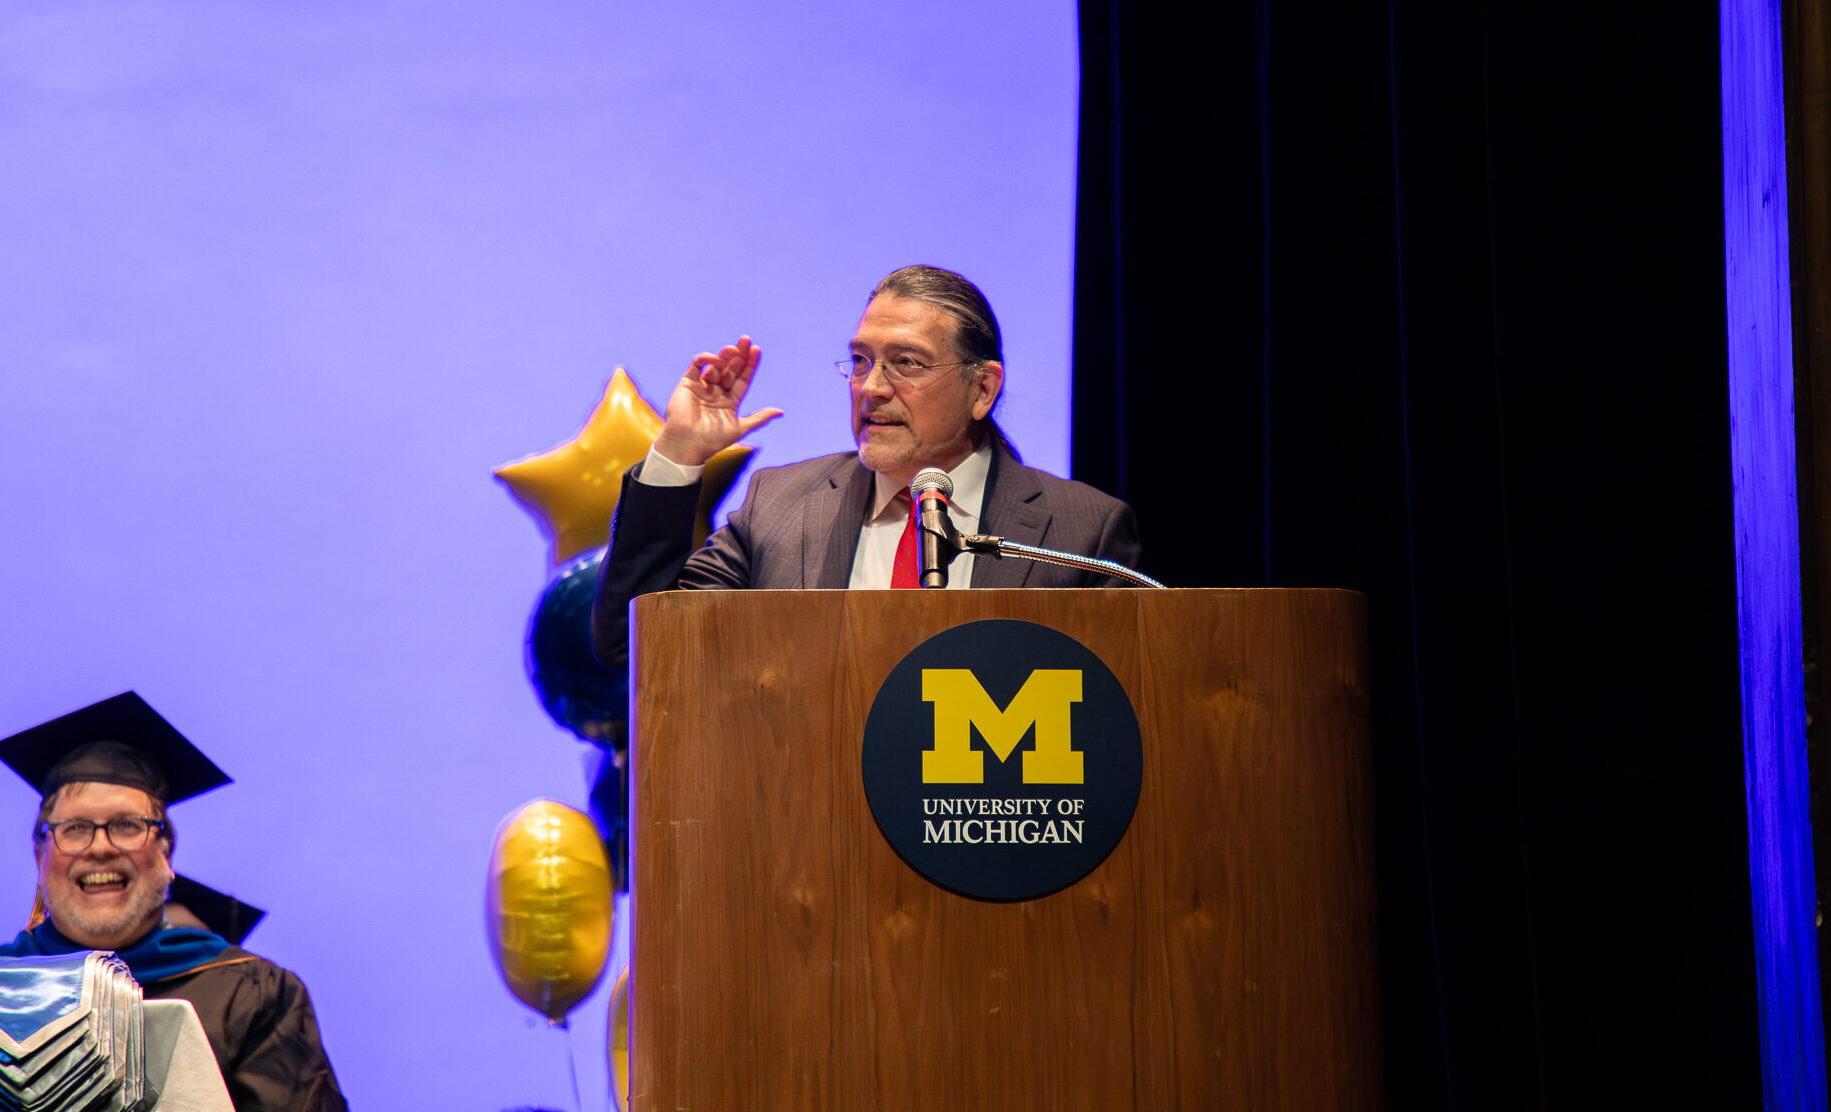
[638,441,991,589]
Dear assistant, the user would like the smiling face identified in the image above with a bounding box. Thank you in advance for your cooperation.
[849,295,1003,488]
[35,782,173,949]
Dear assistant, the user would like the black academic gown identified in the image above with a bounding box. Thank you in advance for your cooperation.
[0,920,345,1112]
[142,946,346,1112]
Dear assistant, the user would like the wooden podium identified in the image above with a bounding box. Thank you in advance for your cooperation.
[628,588,1380,1110]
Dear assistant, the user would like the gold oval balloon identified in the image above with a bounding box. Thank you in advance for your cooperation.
[486,799,613,1023]
[607,965,630,1111]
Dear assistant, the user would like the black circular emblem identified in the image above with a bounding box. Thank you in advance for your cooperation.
[860,619,1143,901]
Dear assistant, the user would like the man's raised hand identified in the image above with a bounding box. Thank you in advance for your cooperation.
[652,336,784,467]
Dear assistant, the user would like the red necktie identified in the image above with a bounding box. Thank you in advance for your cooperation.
[892,492,920,589]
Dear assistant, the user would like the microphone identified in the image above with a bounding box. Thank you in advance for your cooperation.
[909,468,962,589]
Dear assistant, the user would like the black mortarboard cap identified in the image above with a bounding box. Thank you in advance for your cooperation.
[0,692,231,805]
[167,874,265,946]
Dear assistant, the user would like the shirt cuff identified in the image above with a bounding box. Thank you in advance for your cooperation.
[639,446,705,487]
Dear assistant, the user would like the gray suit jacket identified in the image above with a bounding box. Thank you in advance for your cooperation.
[590,435,1142,666]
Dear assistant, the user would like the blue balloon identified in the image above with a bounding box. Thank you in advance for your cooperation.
[525,548,628,748]
[525,547,630,890]
[588,752,629,894]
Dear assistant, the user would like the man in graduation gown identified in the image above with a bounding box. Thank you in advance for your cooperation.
[0,692,346,1112]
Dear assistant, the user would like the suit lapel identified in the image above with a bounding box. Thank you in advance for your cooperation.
[972,440,1047,588]
[804,458,873,588]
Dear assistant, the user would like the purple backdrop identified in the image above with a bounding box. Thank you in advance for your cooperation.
[0,4,1078,1108]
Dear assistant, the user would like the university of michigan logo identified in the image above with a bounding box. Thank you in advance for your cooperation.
[861,619,1143,900]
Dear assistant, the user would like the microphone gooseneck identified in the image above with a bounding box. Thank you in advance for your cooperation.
[905,466,1166,588]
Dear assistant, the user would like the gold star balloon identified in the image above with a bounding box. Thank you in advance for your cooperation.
[496,369,755,566]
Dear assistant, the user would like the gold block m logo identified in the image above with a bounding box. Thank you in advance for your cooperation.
[921,669,1084,784]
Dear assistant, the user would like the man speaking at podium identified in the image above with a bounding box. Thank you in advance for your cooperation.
[591,264,1142,668]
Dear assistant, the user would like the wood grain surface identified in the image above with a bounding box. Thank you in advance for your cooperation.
[629,588,1379,1111]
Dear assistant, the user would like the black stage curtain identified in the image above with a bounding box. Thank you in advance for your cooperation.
[1074,1,1761,1107]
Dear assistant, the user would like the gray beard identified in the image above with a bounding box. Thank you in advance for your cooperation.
[48,871,171,948]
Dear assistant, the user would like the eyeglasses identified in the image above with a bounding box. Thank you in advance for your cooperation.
[37,817,167,853]
[835,354,979,388]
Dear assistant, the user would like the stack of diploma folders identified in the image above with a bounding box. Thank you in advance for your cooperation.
[0,952,144,1112]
